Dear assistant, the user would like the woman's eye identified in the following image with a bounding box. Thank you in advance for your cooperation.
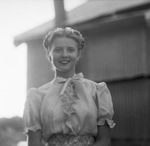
[68,48,75,53]
[54,48,62,53]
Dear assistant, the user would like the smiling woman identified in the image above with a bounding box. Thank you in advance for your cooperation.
[23,27,115,146]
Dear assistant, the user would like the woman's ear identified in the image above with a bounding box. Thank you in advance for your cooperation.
[78,50,82,58]
[49,56,52,61]
[48,48,52,61]
[47,51,52,62]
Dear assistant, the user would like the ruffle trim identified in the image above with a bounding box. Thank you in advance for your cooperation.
[24,124,42,134]
[97,118,115,128]
[60,79,79,134]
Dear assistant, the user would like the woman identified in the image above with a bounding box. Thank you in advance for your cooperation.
[23,27,115,146]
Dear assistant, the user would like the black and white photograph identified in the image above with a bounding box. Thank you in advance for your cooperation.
[0,0,150,146]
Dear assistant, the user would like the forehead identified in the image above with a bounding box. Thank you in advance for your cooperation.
[52,37,78,47]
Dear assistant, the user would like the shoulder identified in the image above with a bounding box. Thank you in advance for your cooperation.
[82,78,106,90]
[38,81,52,92]
[82,78,96,86]
[96,82,108,91]
[81,78,109,99]
[27,81,52,101]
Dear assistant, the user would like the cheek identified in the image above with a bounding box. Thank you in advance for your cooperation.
[75,52,80,61]
[72,55,80,63]
[49,52,58,60]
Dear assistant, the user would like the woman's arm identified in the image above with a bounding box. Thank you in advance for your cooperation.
[27,130,45,146]
[93,123,111,146]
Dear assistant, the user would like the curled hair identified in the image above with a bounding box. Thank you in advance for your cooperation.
[43,27,85,54]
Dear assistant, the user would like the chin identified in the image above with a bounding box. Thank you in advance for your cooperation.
[61,69,72,73]
[57,67,75,74]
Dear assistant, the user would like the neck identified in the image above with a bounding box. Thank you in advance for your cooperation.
[55,69,76,79]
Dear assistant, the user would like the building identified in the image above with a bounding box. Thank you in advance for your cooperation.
[14,0,150,145]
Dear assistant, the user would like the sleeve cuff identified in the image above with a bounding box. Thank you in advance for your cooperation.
[97,118,115,128]
[24,124,42,134]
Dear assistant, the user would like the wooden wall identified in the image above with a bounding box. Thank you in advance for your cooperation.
[78,18,148,81]
[108,77,150,146]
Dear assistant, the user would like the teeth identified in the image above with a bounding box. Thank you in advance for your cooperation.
[60,60,69,64]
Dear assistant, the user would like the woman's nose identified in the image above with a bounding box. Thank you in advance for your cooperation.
[62,50,68,57]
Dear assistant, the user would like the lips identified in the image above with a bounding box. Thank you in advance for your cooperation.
[59,60,70,64]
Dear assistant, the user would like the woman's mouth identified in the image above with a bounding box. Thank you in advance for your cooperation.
[59,60,70,65]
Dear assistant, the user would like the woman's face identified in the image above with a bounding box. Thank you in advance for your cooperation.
[49,37,80,76]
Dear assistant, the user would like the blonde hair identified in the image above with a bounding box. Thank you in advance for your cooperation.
[43,27,85,55]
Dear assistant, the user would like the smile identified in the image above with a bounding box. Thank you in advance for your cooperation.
[59,60,70,64]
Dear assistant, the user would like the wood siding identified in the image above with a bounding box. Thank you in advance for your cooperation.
[81,23,148,81]
[108,77,150,145]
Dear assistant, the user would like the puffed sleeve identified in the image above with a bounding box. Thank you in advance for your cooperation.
[96,82,115,128]
[23,88,42,134]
